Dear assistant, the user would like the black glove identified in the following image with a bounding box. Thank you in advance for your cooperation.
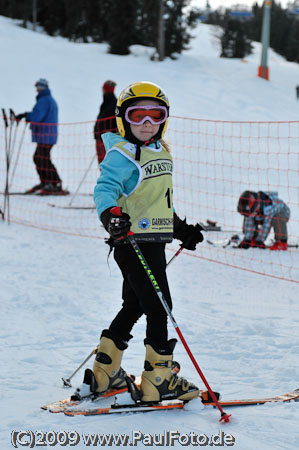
[101,206,131,239]
[15,113,27,121]
[238,239,251,249]
[173,213,204,251]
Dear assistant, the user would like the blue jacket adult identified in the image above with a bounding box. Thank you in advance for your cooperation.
[26,88,58,145]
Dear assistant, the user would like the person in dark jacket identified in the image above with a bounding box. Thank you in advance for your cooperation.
[94,80,118,165]
[16,78,64,195]
[237,190,290,250]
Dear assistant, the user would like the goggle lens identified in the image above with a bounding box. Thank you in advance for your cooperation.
[125,105,168,125]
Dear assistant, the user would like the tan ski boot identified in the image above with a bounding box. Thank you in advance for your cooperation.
[92,330,128,394]
[140,339,199,403]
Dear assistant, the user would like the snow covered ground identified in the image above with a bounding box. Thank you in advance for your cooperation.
[0,15,299,450]
[1,223,298,449]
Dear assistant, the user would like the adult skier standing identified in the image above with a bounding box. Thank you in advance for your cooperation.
[16,78,65,195]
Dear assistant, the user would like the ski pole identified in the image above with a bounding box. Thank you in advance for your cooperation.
[1,109,8,221]
[2,108,10,223]
[167,222,207,267]
[9,108,19,162]
[166,246,184,267]
[9,121,28,189]
[62,348,96,387]
[127,232,231,423]
[68,153,97,206]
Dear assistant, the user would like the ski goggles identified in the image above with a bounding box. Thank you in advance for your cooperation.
[125,105,168,125]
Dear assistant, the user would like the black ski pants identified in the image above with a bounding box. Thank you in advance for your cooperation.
[109,242,172,350]
[33,143,61,185]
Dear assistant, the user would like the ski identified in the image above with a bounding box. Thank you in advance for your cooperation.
[0,191,92,196]
[202,220,238,233]
[47,203,95,210]
[42,388,216,414]
[41,386,129,413]
[37,189,70,196]
[0,191,70,196]
[207,239,232,248]
[208,240,299,250]
[60,388,299,416]
[205,388,299,408]
[64,400,186,416]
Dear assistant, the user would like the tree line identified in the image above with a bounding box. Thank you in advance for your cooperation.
[1,0,298,63]
[206,2,299,62]
[0,0,198,58]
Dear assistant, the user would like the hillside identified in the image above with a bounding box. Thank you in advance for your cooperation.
[1,15,299,122]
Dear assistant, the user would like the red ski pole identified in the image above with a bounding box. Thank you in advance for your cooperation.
[166,246,184,267]
[127,233,231,423]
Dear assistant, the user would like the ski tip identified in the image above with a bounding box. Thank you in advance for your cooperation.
[219,412,232,423]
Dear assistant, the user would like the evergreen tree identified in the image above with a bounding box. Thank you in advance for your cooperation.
[285,18,299,62]
[243,3,263,42]
[37,0,66,37]
[221,19,252,58]
[133,1,158,47]
[269,2,290,57]
[106,0,136,55]
[163,0,197,58]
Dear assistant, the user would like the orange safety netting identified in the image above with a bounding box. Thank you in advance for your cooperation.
[1,115,298,283]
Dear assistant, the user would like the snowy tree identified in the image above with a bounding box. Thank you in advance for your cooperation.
[221,19,252,58]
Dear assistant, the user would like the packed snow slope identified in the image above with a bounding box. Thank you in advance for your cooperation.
[0,15,298,450]
[1,224,298,449]
[1,15,299,122]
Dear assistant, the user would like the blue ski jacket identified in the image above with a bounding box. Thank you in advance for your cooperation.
[26,88,58,145]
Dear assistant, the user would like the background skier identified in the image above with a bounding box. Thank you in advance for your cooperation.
[93,80,118,165]
[237,190,290,250]
[16,78,65,195]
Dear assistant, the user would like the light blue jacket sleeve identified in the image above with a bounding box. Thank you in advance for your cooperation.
[93,145,139,220]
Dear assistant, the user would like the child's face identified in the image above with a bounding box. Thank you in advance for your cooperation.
[129,100,160,143]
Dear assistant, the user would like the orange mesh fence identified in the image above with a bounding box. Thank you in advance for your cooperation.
[0,115,298,283]
[168,117,299,283]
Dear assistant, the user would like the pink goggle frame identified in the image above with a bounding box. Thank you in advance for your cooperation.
[125,105,168,125]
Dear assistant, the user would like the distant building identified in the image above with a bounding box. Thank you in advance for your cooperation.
[197,0,211,22]
[287,0,299,18]
[229,4,253,21]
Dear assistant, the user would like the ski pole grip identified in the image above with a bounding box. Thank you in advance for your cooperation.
[110,206,122,216]
[9,108,16,120]
[2,108,8,127]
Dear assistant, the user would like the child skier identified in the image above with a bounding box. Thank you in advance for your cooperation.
[237,190,290,250]
[73,81,204,403]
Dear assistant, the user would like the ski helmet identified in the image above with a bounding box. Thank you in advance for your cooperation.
[237,191,258,216]
[115,81,170,144]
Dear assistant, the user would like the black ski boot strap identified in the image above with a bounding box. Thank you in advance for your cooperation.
[125,374,142,403]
